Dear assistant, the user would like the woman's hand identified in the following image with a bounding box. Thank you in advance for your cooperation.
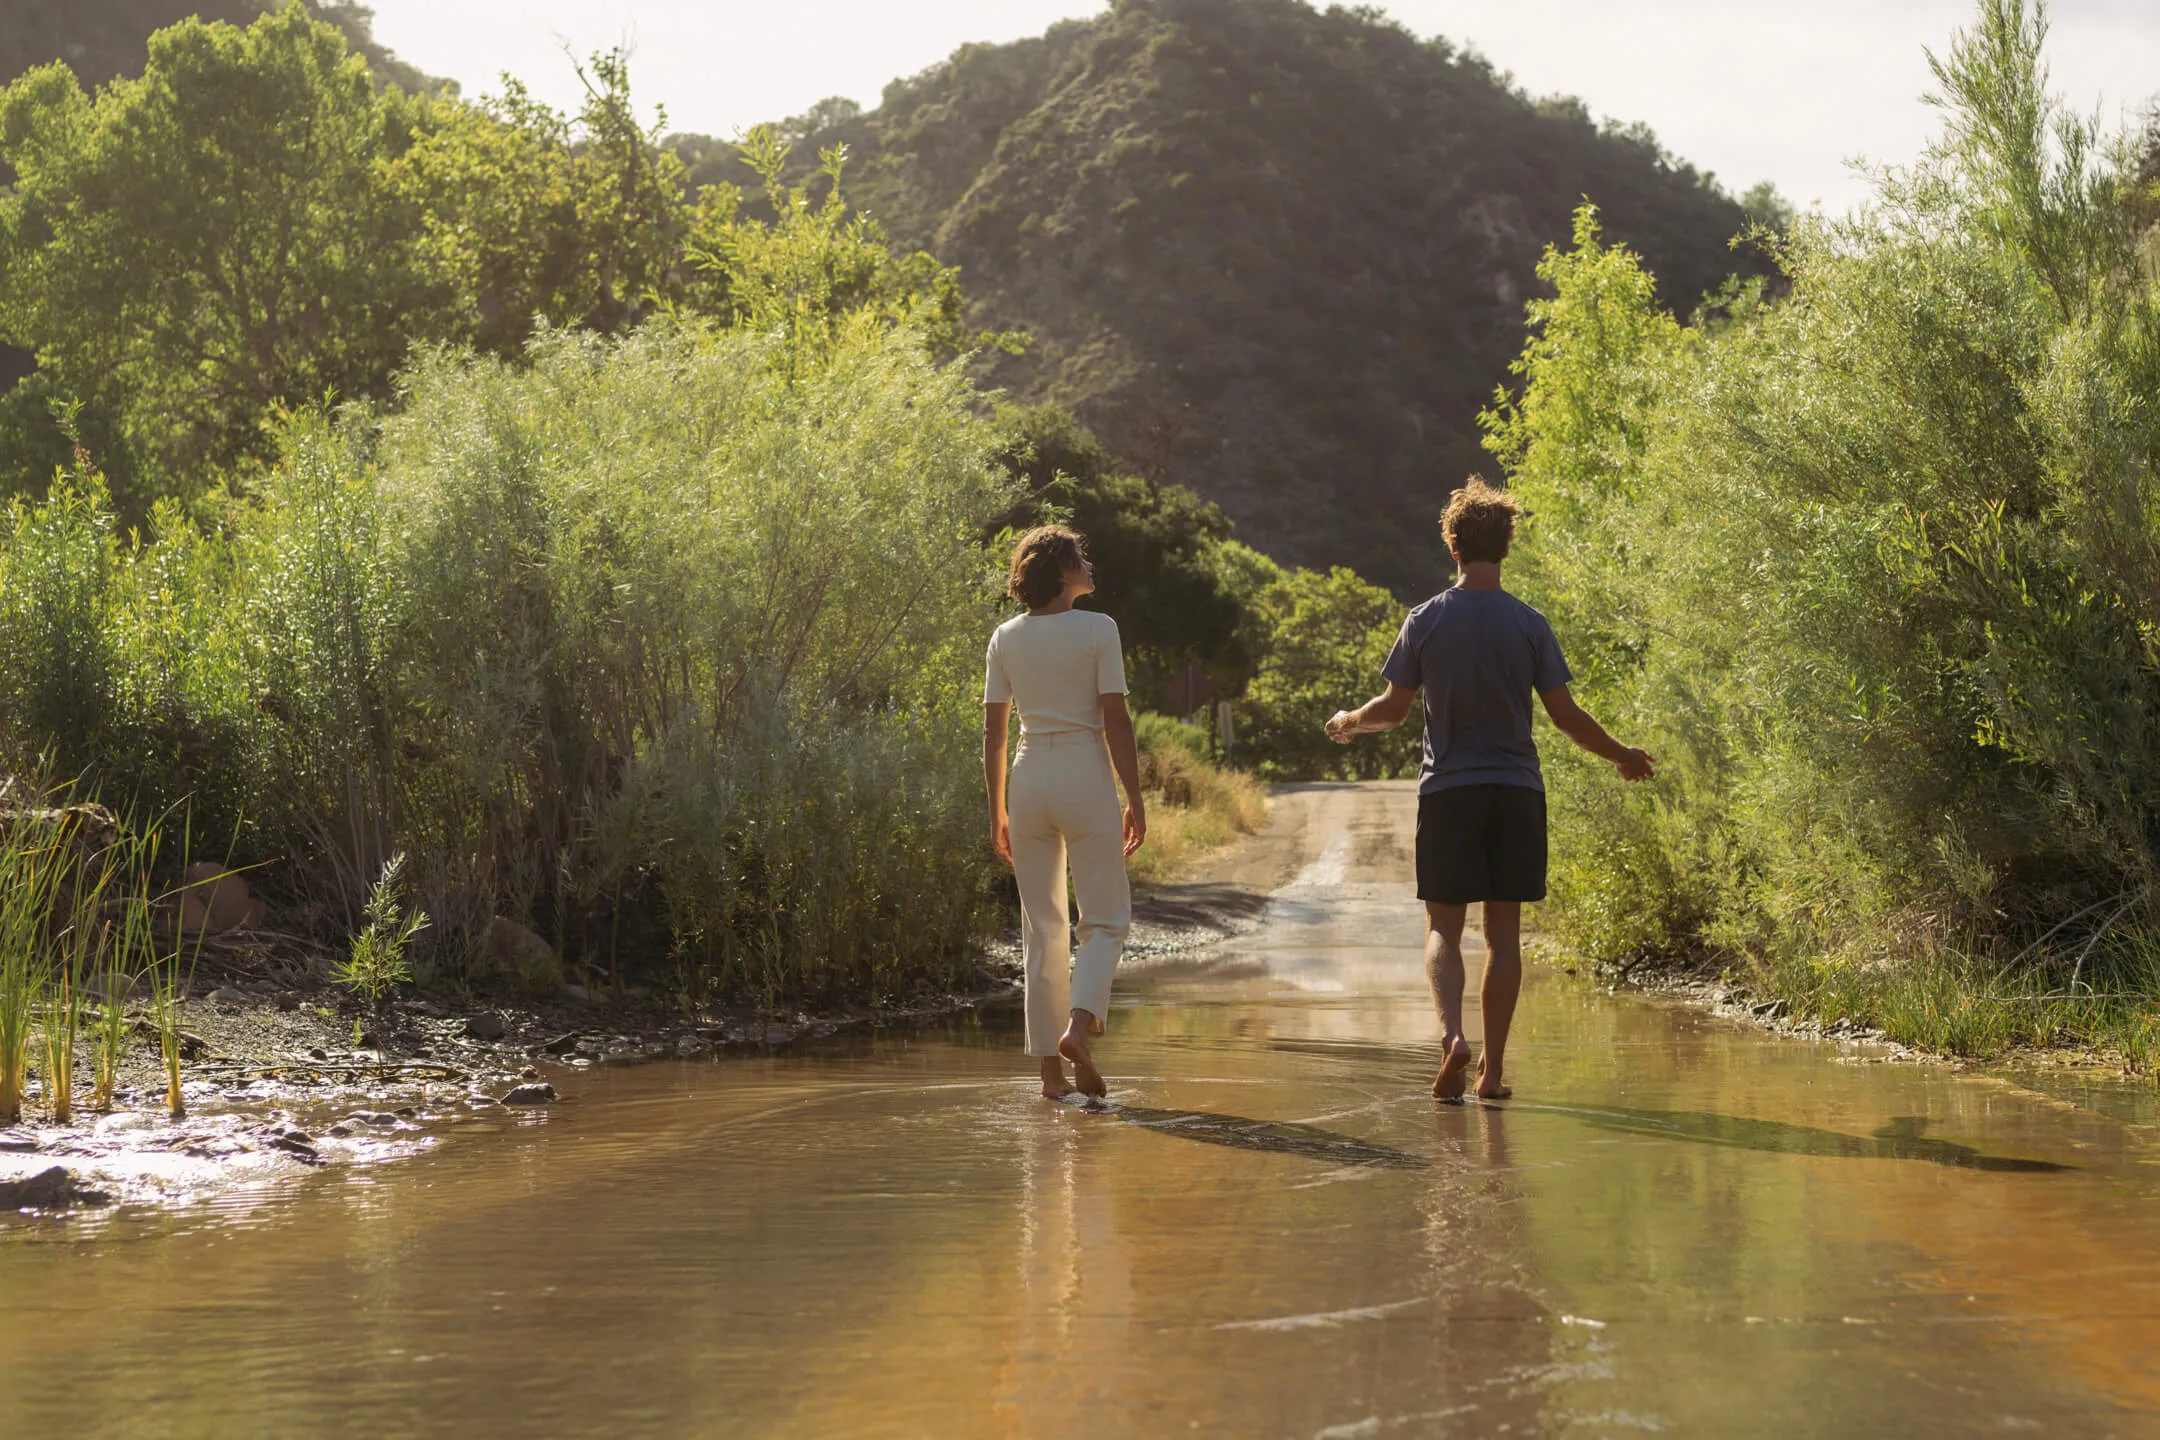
[1122,802,1147,858]
[991,812,1013,866]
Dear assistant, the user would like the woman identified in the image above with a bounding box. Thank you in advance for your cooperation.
[982,526,1147,1100]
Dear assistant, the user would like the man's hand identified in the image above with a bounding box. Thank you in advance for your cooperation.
[1615,748,1655,782]
[1325,710,1361,744]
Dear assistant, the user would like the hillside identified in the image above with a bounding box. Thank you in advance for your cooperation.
[0,1,450,96]
[681,0,1767,595]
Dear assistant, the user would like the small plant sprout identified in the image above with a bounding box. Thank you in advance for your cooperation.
[337,852,429,1057]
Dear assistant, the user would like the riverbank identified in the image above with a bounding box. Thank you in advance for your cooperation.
[0,777,1276,1217]
[1582,948,2160,1086]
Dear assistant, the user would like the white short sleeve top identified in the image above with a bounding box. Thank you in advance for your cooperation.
[982,610,1128,735]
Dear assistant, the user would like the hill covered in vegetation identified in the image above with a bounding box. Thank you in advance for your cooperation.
[1,0,450,95]
[680,0,1769,594]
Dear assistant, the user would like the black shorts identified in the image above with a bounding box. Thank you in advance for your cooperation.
[1416,784,1547,904]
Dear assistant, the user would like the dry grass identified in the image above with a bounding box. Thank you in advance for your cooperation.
[1128,714,1270,887]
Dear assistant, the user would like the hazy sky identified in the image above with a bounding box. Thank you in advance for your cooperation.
[361,0,2160,214]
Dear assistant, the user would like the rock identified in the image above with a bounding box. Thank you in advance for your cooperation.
[275,991,302,1012]
[620,984,653,1003]
[674,1034,711,1056]
[500,1082,557,1106]
[518,1066,539,1081]
[479,917,563,993]
[401,999,446,1018]
[268,1135,322,1164]
[345,1111,400,1127]
[537,1031,582,1056]
[178,861,264,936]
[307,1047,328,1061]
[206,987,248,1010]
[0,1132,38,1153]
[325,1124,355,1138]
[0,1167,109,1211]
[558,983,589,1003]
[464,1012,507,1042]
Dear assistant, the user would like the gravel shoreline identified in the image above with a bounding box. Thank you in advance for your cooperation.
[0,878,1273,1220]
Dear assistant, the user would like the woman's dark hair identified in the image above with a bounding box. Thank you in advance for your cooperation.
[1007,525,1087,609]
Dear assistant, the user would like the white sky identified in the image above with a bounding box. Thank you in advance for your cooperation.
[360,0,2160,214]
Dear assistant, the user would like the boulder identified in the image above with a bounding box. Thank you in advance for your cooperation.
[480,917,563,993]
[0,1166,109,1211]
[178,862,264,935]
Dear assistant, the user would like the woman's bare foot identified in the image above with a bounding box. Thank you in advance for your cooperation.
[1474,1053,1511,1100]
[1057,1013,1107,1097]
[1431,1035,1473,1101]
[1040,1056,1075,1101]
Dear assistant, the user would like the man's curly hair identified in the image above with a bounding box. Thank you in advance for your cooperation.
[1007,525,1087,609]
[1440,477,1520,564]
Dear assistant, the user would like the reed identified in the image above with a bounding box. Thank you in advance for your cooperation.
[0,816,73,1125]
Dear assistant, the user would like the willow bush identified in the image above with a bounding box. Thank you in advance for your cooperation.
[0,319,1016,1005]
[1489,0,2160,1055]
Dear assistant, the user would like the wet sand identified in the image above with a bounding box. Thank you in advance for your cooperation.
[2,782,2157,1438]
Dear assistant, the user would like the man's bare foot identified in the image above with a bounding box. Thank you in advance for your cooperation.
[1431,1036,1473,1101]
[1040,1058,1075,1101]
[1474,1053,1511,1100]
[1057,1031,1107,1098]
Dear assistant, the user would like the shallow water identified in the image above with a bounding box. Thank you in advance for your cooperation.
[5,784,2159,1438]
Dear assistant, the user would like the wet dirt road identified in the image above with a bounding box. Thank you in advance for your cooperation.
[3,782,2157,1438]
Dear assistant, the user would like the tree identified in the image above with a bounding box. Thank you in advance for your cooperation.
[1237,566,1419,780]
[0,4,442,511]
[991,404,1250,704]
[389,49,688,354]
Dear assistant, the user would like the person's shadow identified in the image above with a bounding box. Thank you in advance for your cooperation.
[1106,1104,1428,1169]
[1522,1104,2071,1173]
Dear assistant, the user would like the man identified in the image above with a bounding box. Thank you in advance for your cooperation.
[1325,479,1653,1101]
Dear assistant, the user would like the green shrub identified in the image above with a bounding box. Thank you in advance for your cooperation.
[0,320,1020,1007]
[1485,0,2160,1054]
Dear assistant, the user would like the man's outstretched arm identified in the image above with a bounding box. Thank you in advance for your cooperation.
[1326,683,1417,743]
[1538,686,1654,781]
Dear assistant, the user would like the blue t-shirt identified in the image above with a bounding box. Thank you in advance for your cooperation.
[1381,587,1572,795]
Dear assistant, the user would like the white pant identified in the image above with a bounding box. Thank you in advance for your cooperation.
[1009,730,1132,1057]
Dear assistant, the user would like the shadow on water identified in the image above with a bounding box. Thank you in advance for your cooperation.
[1530,1104,2072,1173]
[1109,1105,1428,1170]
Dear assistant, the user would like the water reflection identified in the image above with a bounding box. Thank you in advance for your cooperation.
[1530,1103,2074,1173]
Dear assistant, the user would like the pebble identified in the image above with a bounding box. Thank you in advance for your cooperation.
[276,991,302,1012]
[500,1082,557,1106]
[206,988,248,1010]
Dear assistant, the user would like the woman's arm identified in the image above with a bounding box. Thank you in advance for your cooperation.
[1099,694,1148,857]
[983,702,1013,864]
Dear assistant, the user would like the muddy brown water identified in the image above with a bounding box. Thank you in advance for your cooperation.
[5,783,2159,1438]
